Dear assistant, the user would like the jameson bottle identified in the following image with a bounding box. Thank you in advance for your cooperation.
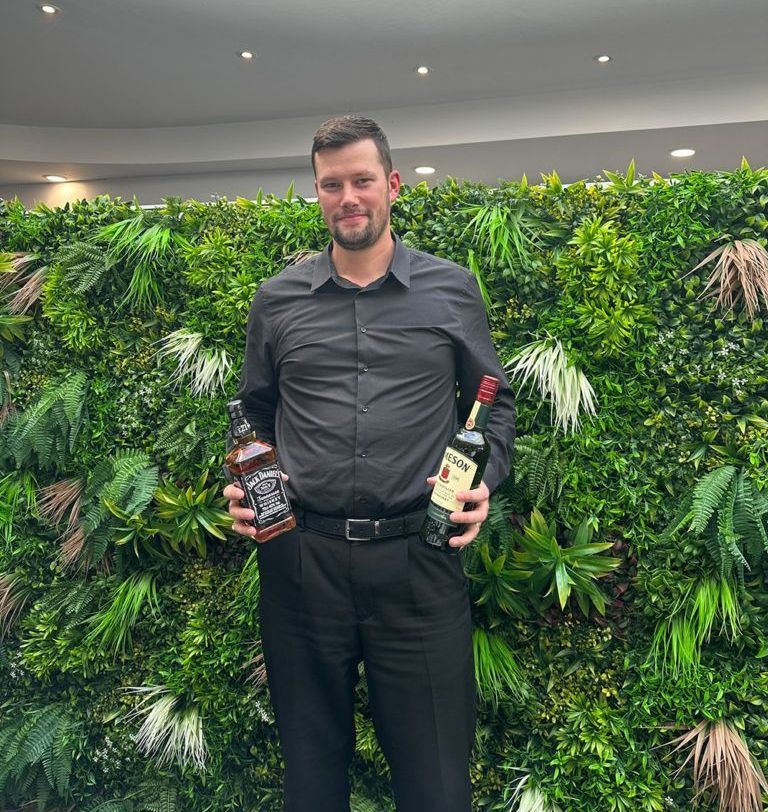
[421,375,499,554]
[224,399,296,542]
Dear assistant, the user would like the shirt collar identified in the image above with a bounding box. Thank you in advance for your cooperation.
[310,232,411,292]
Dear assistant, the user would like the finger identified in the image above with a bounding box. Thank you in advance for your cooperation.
[426,475,437,486]
[450,507,486,524]
[223,484,245,501]
[448,522,482,550]
[455,485,489,503]
[280,472,290,482]
[232,520,258,538]
[229,503,255,522]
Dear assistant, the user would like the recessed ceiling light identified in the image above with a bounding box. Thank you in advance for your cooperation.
[415,66,431,75]
[670,148,696,158]
[593,54,611,63]
[414,166,435,175]
[40,4,59,13]
[239,50,255,60]
[44,175,67,182]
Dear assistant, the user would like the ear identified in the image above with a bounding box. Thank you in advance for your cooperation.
[388,170,401,202]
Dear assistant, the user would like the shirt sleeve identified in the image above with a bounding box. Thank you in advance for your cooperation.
[454,272,516,494]
[234,284,278,446]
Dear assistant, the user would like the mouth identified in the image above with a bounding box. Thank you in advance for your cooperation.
[337,213,367,224]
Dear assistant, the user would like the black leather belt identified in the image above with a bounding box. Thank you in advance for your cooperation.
[295,506,427,541]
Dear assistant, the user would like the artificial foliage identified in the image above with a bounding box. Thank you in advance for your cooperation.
[1,162,767,811]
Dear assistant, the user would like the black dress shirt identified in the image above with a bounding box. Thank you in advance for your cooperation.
[235,233,515,519]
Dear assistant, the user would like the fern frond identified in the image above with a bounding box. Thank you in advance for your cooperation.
[55,240,112,294]
[688,465,736,534]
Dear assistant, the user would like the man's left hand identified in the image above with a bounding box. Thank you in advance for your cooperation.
[425,477,490,551]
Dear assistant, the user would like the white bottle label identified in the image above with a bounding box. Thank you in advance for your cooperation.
[429,447,478,516]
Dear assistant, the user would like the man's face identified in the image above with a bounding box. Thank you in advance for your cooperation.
[314,139,400,251]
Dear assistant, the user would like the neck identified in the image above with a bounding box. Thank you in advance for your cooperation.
[331,229,395,287]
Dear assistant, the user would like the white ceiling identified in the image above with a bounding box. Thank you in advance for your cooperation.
[1,0,767,199]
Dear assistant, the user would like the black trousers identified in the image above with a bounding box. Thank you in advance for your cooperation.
[257,526,475,812]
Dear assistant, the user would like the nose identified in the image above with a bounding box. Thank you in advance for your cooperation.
[340,183,360,208]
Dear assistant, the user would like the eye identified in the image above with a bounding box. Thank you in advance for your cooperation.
[356,178,373,186]
[322,182,340,191]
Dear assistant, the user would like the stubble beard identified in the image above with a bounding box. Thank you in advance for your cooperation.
[330,203,390,251]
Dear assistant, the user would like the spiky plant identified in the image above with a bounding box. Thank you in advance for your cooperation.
[0,369,15,423]
[153,469,232,558]
[663,465,768,586]
[7,267,48,314]
[0,312,33,345]
[511,508,620,616]
[37,476,84,534]
[125,685,207,770]
[282,248,321,266]
[0,252,39,291]
[0,572,32,639]
[464,200,541,270]
[649,576,741,680]
[96,209,190,309]
[506,337,597,433]
[243,643,268,688]
[155,329,232,396]
[507,775,563,812]
[668,719,768,812]
[84,571,159,655]
[687,238,768,320]
[0,470,38,543]
[2,371,88,471]
[473,627,530,707]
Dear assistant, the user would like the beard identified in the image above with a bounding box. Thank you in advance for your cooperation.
[330,204,389,251]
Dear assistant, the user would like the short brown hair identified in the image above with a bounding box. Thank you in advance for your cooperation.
[311,115,392,176]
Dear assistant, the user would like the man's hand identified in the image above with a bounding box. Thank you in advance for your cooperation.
[224,473,289,542]
[425,476,490,551]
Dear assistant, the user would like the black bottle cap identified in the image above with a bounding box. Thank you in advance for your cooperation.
[227,399,245,421]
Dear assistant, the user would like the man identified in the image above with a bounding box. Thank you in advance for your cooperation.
[224,116,515,812]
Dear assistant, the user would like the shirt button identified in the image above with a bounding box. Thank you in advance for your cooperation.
[360,452,368,458]
[360,326,367,333]
[361,406,368,413]
[361,366,369,373]
[359,496,368,503]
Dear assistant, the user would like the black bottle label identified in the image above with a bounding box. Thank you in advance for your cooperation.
[240,464,291,526]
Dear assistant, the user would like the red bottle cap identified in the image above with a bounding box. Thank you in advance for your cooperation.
[476,375,499,405]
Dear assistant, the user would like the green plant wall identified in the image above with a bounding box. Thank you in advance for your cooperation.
[1,164,767,812]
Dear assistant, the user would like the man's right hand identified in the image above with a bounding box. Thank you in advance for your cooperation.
[224,483,258,538]
[224,472,290,540]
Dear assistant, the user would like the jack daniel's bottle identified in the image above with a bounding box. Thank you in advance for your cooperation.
[421,375,499,554]
[224,399,295,542]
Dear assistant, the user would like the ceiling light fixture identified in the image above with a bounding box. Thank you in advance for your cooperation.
[44,175,67,182]
[239,50,255,60]
[670,148,696,158]
[414,166,435,175]
[415,66,430,75]
[40,3,59,13]
[593,54,611,63]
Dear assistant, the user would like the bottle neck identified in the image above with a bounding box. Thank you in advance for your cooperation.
[231,416,256,444]
[465,399,491,431]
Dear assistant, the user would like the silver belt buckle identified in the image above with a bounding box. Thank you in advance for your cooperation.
[345,518,379,541]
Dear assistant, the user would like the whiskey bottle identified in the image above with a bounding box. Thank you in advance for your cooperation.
[224,399,296,542]
[420,375,499,554]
